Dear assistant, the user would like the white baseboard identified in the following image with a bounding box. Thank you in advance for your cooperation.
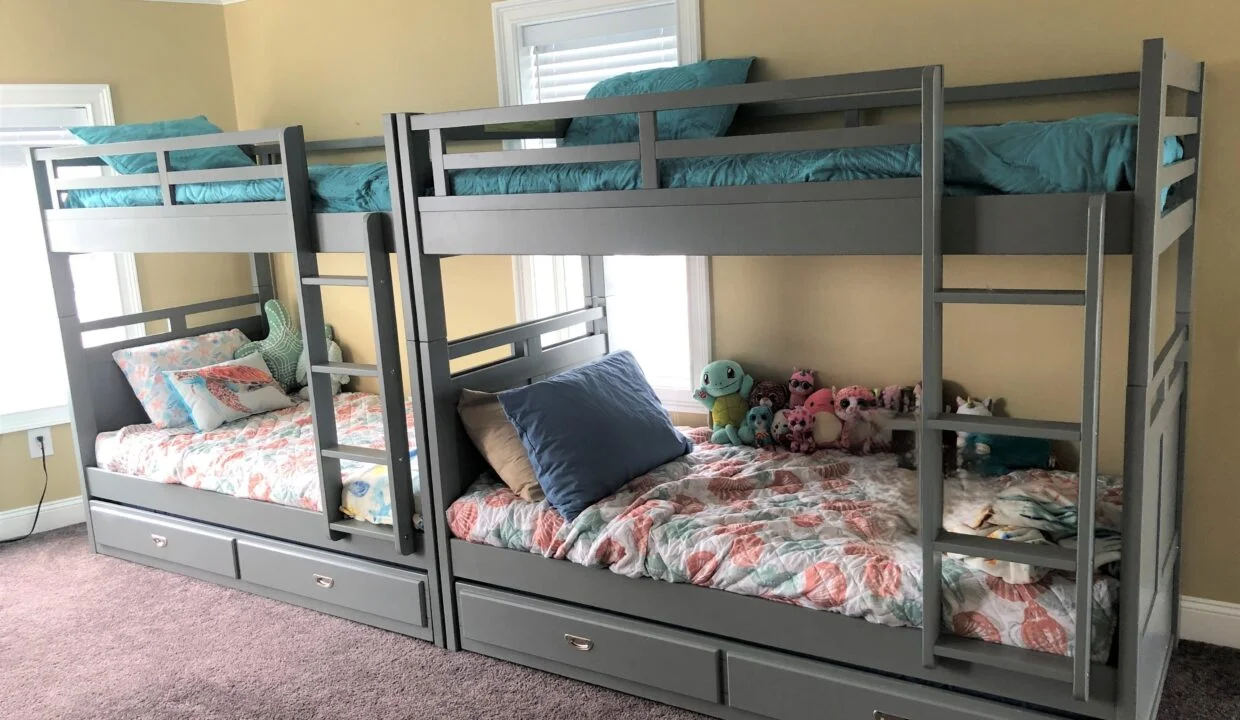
[1179,596,1240,650]
[0,496,84,540]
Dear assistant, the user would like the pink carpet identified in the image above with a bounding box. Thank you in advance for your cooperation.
[2,525,1236,719]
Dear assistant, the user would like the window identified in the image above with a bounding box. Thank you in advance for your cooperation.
[0,85,142,433]
[494,0,711,412]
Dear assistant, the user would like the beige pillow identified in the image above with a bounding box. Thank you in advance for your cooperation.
[457,389,544,502]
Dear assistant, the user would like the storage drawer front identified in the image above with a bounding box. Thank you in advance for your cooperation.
[457,584,720,703]
[236,540,426,628]
[729,652,1049,720]
[91,503,237,579]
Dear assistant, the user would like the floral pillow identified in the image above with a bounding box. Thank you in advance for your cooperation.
[112,329,249,428]
[163,353,294,432]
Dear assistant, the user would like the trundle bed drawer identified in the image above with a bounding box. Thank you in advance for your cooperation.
[728,651,1051,720]
[236,540,427,628]
[91,502,238,579]
[456,584,721,703]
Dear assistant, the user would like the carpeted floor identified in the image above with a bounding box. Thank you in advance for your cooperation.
[2,526,1237,720]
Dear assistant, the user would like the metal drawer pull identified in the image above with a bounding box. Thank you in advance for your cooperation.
[874,712,909,720]
[313,574,335,589]
[564,634,593,652]
[150,534,167,548]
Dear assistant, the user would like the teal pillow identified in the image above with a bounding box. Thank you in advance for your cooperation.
[563,58,755,146]
[69,116,253,175]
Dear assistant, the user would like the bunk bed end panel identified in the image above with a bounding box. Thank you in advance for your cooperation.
[1118,38,1204,720]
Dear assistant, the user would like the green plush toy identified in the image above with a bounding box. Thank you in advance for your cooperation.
[235,299,303,390]
[693,359,754,444]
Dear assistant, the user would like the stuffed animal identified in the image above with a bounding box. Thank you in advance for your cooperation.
[788,368,817,408]
[785,407,817,454]
[803,388,843,446]
[878,384,920,413]
[738,406,776,449]
[834,385,880,454]
[772,409,792,447]
[959,433,1056,476]
[748,380,789,412]
[235,299,303,390]
[295,324,351,399]
[953,396,995,466]
[693,360,755,445]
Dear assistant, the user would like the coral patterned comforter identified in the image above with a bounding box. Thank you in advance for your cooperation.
[96,392,419,527]
[448,428,1122,659]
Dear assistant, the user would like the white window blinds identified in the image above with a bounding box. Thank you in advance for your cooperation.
[517,4,678,105]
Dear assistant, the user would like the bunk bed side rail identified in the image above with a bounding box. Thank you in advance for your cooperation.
[1119,37,1204,720]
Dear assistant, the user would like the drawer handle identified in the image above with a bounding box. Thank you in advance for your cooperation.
[564,633,593,652]
[150,534,167,549]
[313,574,335,589]
[874,713,910,720]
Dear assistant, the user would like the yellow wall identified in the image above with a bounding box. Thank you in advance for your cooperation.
[223,0,517,380]
[0,0,247,509]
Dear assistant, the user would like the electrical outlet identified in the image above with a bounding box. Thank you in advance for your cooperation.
[27,428,53,459]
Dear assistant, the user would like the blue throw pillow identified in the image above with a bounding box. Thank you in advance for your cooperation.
[497,351,693,520]
[563,58,755,146]
[69,116,254,175]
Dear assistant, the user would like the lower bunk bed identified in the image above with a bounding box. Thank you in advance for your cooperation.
[86,390,435,642]
[444,431,1123,720]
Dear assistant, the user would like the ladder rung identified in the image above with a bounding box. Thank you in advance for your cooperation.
[312,361,379,377]
[934,289,1086,306]
[321,444,388,465]
[933,635,1074,682]
[328,518,395,541]
[927,414,1081,441]
[935,530,1077,572]
[302,275,369,287]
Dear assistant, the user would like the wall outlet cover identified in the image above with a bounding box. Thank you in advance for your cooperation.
[27,427,53,459]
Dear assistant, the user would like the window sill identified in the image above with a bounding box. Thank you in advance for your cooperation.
[0,405,71,434]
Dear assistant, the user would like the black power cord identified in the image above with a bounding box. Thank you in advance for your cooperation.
[1,436,49,545]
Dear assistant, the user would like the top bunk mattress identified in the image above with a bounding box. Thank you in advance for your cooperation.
[448,427,1124,660]
[95,392,419,527]
[64,162,392,213]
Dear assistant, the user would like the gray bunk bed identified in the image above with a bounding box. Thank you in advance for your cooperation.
[30,129,442,642]
[392,38,1202,720]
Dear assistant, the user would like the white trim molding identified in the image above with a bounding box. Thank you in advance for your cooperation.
[0,497,84,540]
[1180,596,1240,650]
[0,405,70,435]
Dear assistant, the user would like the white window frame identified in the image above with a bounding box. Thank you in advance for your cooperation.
[493,0,712,413]
[0,83,142,433]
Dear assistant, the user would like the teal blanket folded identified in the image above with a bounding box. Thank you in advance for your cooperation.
[64,162,391,212]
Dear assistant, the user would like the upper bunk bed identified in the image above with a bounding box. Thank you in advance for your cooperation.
[390,46,1199,259]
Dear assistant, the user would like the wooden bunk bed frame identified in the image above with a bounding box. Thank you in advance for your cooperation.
[394,38,1202,720]
[30,130,442,643]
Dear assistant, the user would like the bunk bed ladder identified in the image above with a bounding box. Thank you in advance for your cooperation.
[917,119,1106,699]
[284,130,415,556]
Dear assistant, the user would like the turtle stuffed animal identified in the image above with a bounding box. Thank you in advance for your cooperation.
[693,359,754,445]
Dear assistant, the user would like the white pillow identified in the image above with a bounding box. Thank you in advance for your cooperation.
[163,353,294,432]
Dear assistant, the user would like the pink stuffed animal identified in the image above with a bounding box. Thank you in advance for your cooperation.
[788,368,816,408]
[804,388,843,446]
[785,407,817,454]
[834,385,880,454]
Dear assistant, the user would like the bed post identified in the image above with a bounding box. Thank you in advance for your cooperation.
[249,253,276,330]
[581,256,611,350]
[29,149,100,551]
[1119,38,1204,720]
[386,112,455,650]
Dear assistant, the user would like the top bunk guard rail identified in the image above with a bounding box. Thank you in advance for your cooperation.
[32,127,398,255]
[406,66,944,257]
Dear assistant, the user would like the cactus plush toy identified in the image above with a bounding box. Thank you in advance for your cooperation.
[693,359,754,444]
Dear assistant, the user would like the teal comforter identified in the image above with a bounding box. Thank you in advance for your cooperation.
[452,113,1165,196]
[64,114,1176,211]
[64,162,391,212]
